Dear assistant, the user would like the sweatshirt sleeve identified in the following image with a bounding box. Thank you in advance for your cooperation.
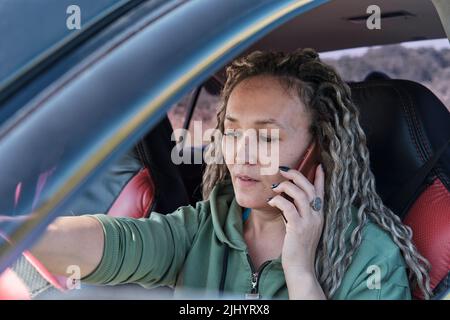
[343,248,412,300]
[333,223,412,300]
[81,202,205,288]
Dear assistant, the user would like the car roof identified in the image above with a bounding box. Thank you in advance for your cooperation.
[251,0,446,53]
[210,0,448,82]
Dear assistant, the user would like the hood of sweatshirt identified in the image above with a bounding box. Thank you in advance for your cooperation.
[207,179,248,251]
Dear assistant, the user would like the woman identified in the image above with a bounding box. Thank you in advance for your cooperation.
[32,48,431,299]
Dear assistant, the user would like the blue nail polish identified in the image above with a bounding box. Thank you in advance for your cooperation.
[279,166,290,172]
[271,183,280,189]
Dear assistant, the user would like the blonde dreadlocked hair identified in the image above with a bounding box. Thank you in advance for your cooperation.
[202,48,432,298]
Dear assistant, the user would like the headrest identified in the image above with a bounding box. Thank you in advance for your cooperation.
[349,79,450,217]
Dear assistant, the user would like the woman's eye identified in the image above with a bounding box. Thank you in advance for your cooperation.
[260,135,276,143]
[224,130,238,138]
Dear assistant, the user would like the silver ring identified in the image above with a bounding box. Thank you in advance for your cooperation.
[310,197,322,212]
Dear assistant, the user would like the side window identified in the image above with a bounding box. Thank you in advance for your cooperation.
[320,39,450,111]
[167,91,190,141]
[187,88,220,147]
[167,87,220,148]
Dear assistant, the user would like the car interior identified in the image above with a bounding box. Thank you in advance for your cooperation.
[2,0,449,299]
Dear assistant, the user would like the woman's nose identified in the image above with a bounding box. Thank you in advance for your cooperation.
[235,131,258,165]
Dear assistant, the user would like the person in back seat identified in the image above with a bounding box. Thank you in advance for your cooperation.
[30,48,432,299]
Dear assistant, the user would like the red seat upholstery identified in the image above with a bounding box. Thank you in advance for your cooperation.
[404,178,450,296]
[107,168,155,219]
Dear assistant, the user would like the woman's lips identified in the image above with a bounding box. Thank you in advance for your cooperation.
[235,175,259,187]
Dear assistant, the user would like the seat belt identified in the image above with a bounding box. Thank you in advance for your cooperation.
[388,138,450,218]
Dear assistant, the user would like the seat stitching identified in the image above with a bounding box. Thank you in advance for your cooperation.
[350,83,424,162]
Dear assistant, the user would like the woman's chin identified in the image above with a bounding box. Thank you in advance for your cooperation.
[234,192,267,210]
[231,179,271,209]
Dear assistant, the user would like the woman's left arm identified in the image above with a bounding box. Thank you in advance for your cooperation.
[267,164,326,300]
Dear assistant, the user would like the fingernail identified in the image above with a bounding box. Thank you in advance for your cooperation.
[271,183,280,189]
[279,166,290,172]
[266,196,273,202]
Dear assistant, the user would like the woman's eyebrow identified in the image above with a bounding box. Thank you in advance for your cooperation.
[224,115,237,122]
[225,115,285,129]
[254,118,285,128]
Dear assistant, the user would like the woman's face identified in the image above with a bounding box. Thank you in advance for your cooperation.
[223,75,313,210]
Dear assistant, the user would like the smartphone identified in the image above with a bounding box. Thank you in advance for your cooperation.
[278,141,321,221]
[296,140,321,184]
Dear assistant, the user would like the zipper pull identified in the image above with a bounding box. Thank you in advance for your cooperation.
[251,272,258,291]
[245,272,260,299]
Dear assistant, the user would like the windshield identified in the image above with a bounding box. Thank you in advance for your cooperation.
[0,0,130,88]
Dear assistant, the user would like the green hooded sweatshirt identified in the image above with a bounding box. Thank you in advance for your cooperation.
[82,179,411,300]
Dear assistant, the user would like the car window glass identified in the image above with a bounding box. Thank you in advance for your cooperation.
[320,38,450,111]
